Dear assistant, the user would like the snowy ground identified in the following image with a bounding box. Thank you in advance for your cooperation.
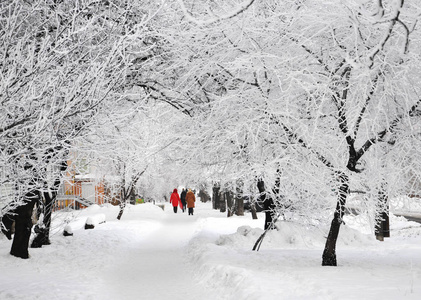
[1,201,421,300]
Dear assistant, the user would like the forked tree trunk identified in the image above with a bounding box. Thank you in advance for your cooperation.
[31,159,68,248]
[10,191,39,259]
[322,172,349,266]
[116,167,147,220]
[31,191,55,248]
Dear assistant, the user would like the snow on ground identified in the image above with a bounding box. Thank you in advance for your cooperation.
[1,201,421,300]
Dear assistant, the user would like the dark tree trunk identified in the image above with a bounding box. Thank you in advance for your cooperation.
[252,178,281,251]
[375,181,390,241]
[1,205,15,240]
[250,203,258,219]
[31,158,68,248]
[117,175,127,220]
[257,179,275,230]
[263,204,274,230]
[219,192,226,213]
[375,211,390,241]
[117,201,125,220]
[129,188,136,205]
[226,191,235,217]
[31,156,67,248]
[199,189,210,202]
[31,192,55,248]
[42,192,54,244]
[235,181,244,216]
[322,172,349,266]
[212,184,221,210]
[235,194,244,216]
[10,191,39,259]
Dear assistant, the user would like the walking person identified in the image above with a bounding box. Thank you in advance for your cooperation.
[186,188,196,216]
[180,188,187,213]
[170,189,180,213]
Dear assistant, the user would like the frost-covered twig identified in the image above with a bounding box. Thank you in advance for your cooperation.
[177,0,256,26]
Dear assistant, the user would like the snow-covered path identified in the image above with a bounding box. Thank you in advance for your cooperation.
[3,201,421,300]
[0,203,222,300]
[100,212,214,300]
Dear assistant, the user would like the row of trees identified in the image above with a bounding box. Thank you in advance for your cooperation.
[1,0,421,267]
[165,0,421,266]
[0,0,166,257]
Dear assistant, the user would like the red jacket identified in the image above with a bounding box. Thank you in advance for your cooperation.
[170,189,181,208]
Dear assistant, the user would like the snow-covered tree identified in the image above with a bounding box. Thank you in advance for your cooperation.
[79,98,189,219]
[0,0,163,258]
[173,0,421,266]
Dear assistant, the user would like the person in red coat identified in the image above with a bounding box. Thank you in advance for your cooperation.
[170,188,181,213]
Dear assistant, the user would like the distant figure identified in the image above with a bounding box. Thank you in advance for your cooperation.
[170,189,180,213]
[180,188,187,213]
[186,188,196,216]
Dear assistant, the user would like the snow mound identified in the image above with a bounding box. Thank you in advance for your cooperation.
[53,203,166,234]
[63,224,73,235]
[123,203,166,219]
[215,225,263,248]
[391,195,421,212]
[85,214,106,226]
[216,221,376,250]
[85,204,102,213]
[389,215,421,238]
[337,223,377,246]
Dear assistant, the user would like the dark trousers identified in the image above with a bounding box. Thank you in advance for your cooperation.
[188,208,194,215]
[173,206,178,213]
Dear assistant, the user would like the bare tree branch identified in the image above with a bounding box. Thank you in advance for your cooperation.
[177,0,256,26]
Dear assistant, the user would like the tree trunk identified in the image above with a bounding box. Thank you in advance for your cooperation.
[322,172,349,266]
[375,211,390,241]
[1,204,15,240]
[31,191,55,248]
[212,184,221,210]
[129,188,136,205]
[226,191,235,217]
[258,179,275,230]
[235,180,244,216]
[235,195,244,216]
[252,177,281,251]
[250,202,258,219]
[10,191,39,259]
[117,201,125,220]
[117,176,127,220]
[199,189,210,202]
[219,192,226,213]
[31,152,68,248]
[375,182,390,241]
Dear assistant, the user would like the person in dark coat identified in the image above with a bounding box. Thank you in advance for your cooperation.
[185,189,196,216]
[180,188,187,213]
[170,189,180,213]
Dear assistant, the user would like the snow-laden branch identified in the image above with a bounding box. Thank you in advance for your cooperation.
[353,71,381,138]
[356,97,421,160]
[177,0,256,26]
[367,0,404,62]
